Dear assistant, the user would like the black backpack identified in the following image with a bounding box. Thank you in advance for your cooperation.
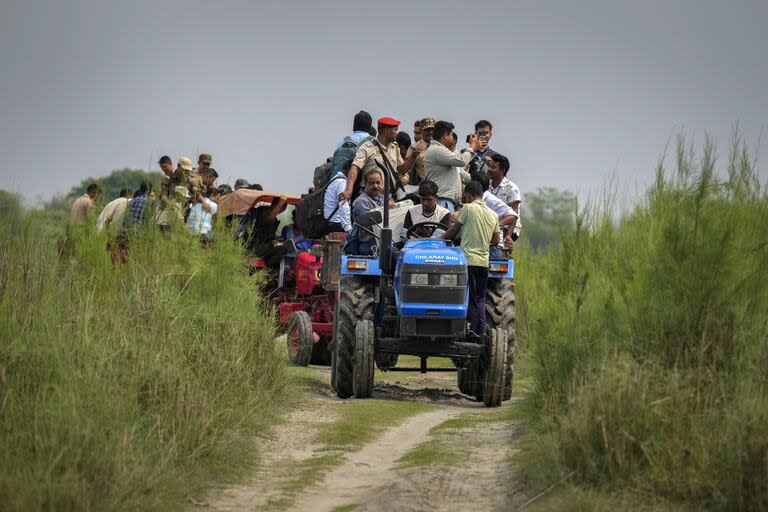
[312,160,332,190]
[295,176,343,239]
[327,135,371,186]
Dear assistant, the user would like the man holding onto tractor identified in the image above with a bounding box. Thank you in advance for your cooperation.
[441,180,500,335]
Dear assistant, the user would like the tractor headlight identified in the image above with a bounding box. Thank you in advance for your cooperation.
[439,274,458,286]
[410,273,429,285]
[489,263,509,273]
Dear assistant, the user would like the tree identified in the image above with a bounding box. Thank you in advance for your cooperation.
[64,168,163,203]
[0,190,24,233]
[523,187,577,251]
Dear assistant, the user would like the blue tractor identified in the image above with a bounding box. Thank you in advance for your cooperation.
[330,170,516,407]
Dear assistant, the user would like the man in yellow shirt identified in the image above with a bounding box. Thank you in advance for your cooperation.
[441,180,500,335]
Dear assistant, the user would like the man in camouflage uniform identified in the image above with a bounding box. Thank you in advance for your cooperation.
[405,116,435,185]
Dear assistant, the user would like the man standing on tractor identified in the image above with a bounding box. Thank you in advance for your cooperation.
[413,119,422,144]
[486,153,522,243]
[468,120,496,176]
[339,117,418,203]
[424,121,481,212]
[405,117,435,185]
[440,181,500,336]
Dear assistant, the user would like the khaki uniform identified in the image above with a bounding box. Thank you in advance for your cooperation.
[352,139,404,197]
[406,139,429,182]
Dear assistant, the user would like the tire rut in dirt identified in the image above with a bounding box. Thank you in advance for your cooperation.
[485,278,516,400]
[333,276,374,399]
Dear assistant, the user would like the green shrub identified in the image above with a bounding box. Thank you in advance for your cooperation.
[519,135,768,511]
[0,218,287,511]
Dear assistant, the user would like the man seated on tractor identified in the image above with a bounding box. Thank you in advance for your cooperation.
[440,180,500,336]
[400,180,452,243]
[345,168,387,256]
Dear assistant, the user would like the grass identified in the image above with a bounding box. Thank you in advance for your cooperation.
[517,134,768,511]
[0,215,288,511]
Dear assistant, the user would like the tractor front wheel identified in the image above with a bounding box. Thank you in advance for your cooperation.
[287,311,313,367]
[332,276,375,399]
[457,359,483,398]
[483,328,507,407]
[353,320,375,398]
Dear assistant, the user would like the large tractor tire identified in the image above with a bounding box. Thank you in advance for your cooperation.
[332,276,375,399]
[353,320,375,398]
[287,311,313,367]
[483,328,507,407]
[457,359,483,398]
[486,278,516,400]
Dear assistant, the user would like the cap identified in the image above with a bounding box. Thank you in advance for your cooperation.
[178,157,193,172]
[198,153,212,164]
[377,117,400,127]
[420,117,436,130]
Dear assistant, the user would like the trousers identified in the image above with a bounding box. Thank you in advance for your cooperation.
[467,265,489,335]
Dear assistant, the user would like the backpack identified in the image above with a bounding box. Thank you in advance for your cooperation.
[327,135,372,186]
[295,176,343,239]
[312,160,332,190]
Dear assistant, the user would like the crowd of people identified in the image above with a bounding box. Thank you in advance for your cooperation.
[69,110,522,333]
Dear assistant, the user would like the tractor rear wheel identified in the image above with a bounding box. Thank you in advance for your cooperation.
[332,276,375,399]
[483,328,507,407]
[353,320,375,398]
[287,311,313,367]
[486,278,516,400]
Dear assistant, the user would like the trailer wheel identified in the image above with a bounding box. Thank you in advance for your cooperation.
[287,311,313,367]
[333,276,375,399]
[353,320,375,398]
[486,278,516,400]
[483,328,507,407]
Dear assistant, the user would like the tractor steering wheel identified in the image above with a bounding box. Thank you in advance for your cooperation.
[406,221,449,240]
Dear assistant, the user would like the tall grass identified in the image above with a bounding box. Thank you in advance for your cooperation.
[518,135,768,511]
[0,216,287,511]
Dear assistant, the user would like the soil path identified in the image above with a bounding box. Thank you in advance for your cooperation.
[190,366,527,512]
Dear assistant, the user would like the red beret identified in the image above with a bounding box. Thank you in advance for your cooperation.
[377,117,400,127]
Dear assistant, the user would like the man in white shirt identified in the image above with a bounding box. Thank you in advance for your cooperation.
[323,160,353,234]
[400,180,452,242]
[423,121,481,211]
[188,188,220,241]
[486,153,522,241]
[474,173,516,258]
[96,188,132,232]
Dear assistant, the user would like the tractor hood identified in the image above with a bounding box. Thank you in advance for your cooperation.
[399,239,467,267]
[395,240,468,320]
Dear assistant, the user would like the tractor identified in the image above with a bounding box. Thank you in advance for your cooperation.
[329,164,516,407]
[218,188,344,367]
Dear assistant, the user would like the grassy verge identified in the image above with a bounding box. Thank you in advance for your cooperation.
[517,135,768,511]
[0,218,288,511]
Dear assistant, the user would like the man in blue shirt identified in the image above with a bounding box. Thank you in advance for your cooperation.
[334,110,373,151]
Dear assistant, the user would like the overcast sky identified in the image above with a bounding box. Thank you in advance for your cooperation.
[1,0,766,205]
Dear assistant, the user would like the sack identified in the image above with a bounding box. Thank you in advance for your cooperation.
[329,135,371,186]
[296,176,342,239]
[313,160,332,190]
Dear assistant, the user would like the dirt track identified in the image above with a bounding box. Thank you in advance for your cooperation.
[189,365,528,512]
